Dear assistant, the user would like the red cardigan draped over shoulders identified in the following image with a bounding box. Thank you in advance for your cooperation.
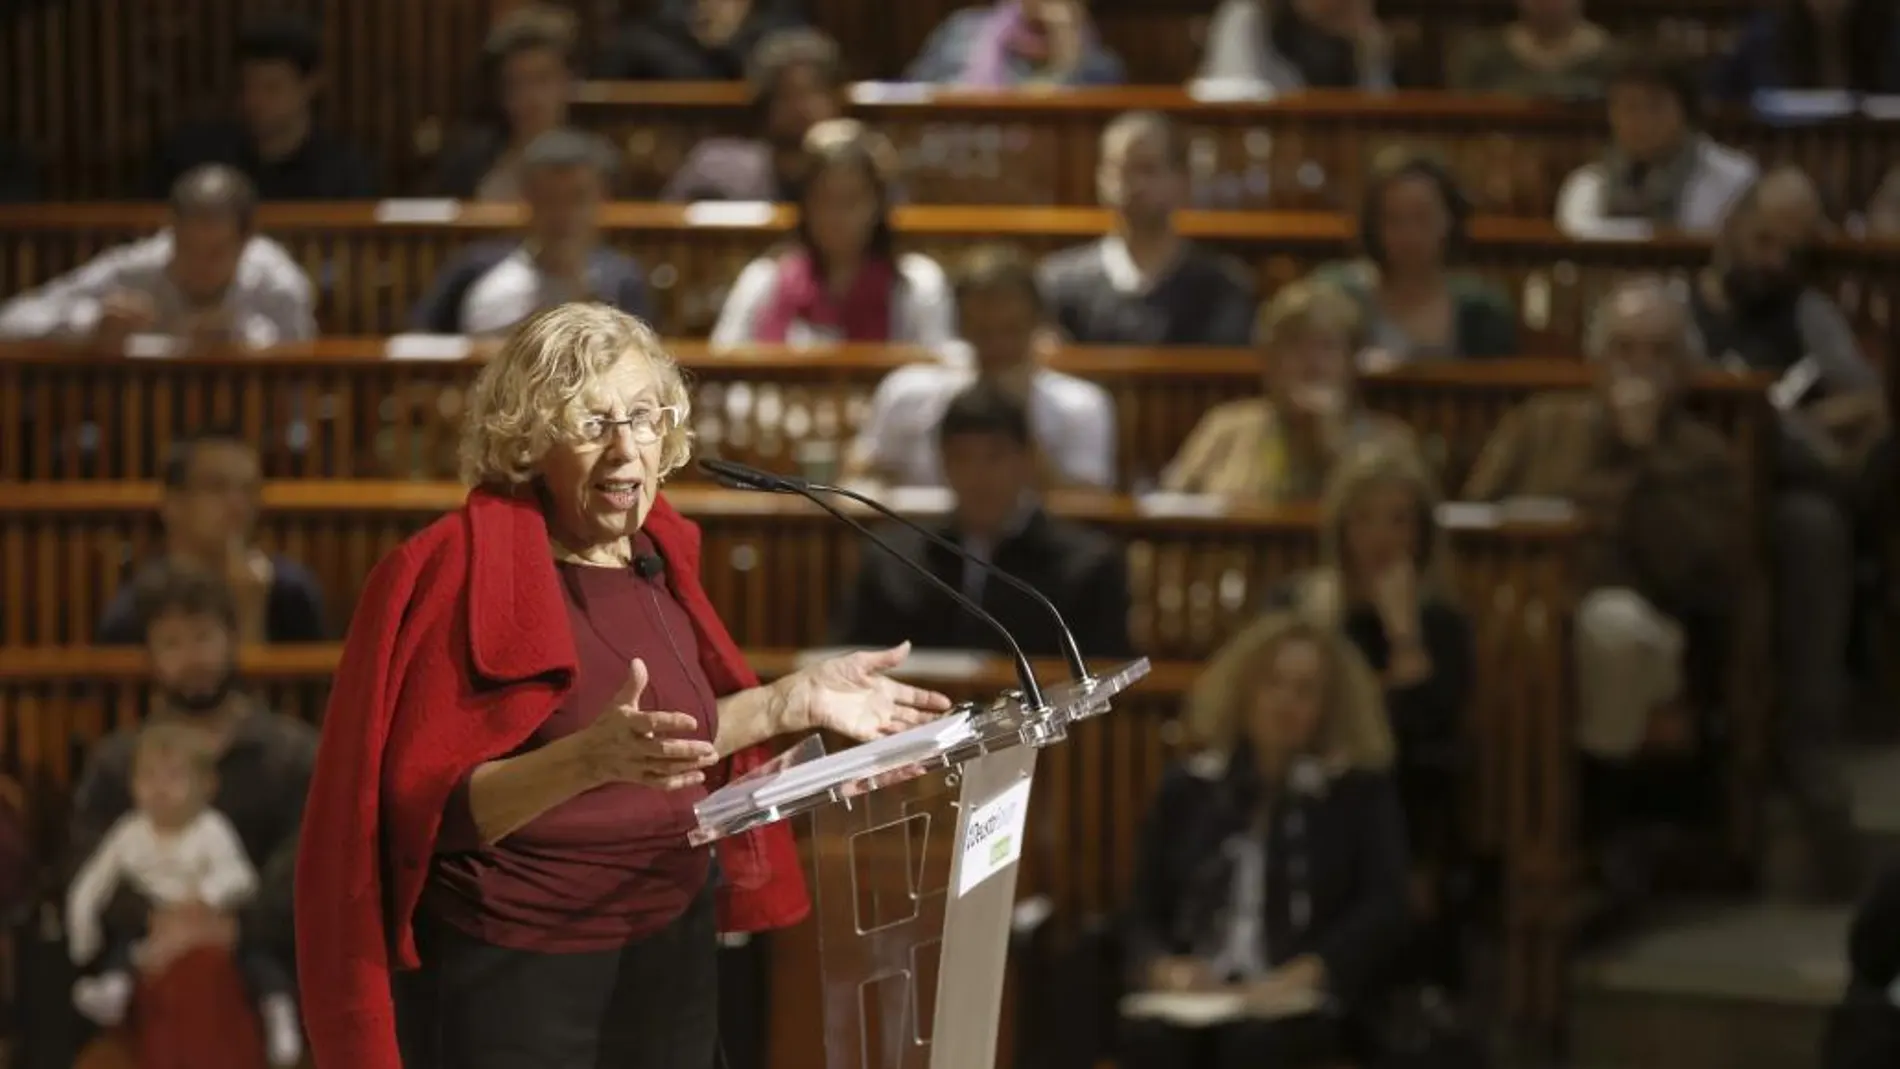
[294,487,809,1069]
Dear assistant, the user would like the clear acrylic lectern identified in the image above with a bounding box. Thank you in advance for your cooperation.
[693,658,1151,1069]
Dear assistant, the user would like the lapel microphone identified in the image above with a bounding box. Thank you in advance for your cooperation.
[633,554,665,579]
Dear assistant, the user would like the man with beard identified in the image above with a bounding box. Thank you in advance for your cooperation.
[1691,166,1887,898]
[64,564,317,1030]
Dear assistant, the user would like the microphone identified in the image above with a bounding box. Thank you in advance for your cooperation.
[699,458,1093,684]
[697,458,1047,711]
[633,554,665,579]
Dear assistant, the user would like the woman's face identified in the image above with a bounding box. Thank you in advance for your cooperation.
[1247,637,1328,762]
[536,354,673,551]
[804,161,881,262]
[1267,324,1354,413]
[500,45,571,140]
[1342,478,1421,582]
[1376,174,1452,273]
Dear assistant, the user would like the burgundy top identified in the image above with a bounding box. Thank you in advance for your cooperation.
[424,533,721,952]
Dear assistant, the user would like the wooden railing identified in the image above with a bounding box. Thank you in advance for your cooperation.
[3,204,1896,342]
[0,341,1779,517]
[0,563,1578,1029]
[1,1,1772,198]
[575,84,1900,216]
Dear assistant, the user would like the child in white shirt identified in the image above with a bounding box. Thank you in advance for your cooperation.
[66,720,302,1066]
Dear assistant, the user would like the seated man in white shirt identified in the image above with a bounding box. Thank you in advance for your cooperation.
[845,244,1118,489]
[0,164,315,345]
[408,129,654,336]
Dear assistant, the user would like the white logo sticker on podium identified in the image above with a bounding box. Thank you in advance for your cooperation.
[957,779,1032,897]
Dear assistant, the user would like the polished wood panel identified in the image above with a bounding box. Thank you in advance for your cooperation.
[1,203,1892,345]
[0,342,1777,529]
[575,84,1897,215]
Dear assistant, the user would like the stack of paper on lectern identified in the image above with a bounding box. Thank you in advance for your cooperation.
[696,711,975,828]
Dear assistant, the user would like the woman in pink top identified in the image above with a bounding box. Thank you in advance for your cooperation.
[712,120,956,351]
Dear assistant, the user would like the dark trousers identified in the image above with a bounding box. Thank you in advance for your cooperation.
[394,888,719,1069]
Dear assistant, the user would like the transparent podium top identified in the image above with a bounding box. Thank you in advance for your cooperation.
[691,657,1150,845]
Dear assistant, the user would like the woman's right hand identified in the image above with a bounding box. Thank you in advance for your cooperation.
[577,659,720,789]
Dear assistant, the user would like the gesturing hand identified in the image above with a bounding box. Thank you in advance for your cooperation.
[580,659,721,789]
[778,642,955,741]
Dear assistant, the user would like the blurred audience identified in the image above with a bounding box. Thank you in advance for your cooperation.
[713,120,953,348]
[1693,168,1885,896]
[154,13,375,201]
[906,0,1126,87]
[1272,445,1475,999]
[95,432,325,646]
[595,0,803,81]
[66,720,302,1066]
[1311,148,1519,367]
[1164,280,1414,500]
[1123,612,1409,1069]
[1198,0,1394,92]
[831,382,1133,658]
[846,245,1116,488]
[1271,446,1472,855]
[434,4,578,201]
[1039,112,1255,347]
[1712,0,1900,102]
[1693,167,1885,471]
[1449,0,1613,99]
[1555,48,1758,237]
[0,166,314,346]
[63,564,316,1068]
[662,28,846,203]
[1463,279,1745,834]
[411,130,651,336]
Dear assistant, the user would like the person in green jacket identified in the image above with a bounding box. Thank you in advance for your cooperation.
[1309,148,1521,368]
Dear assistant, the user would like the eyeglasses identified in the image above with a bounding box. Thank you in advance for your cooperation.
[576,404,683,446]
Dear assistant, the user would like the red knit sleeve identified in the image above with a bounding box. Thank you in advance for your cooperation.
[295,542,418,1069]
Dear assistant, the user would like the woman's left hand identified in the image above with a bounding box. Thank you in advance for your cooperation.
[778,642,954,741]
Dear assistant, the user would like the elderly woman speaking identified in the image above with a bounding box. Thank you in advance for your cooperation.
[295,304,952,1069]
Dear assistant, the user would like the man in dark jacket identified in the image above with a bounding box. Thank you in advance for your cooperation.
[22,565,317,1069]
[832,382,1134,660]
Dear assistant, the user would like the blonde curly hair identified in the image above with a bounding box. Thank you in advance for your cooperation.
[1183,611,1394,774]
[458,303,694,488]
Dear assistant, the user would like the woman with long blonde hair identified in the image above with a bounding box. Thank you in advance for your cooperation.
[1124,612,1410,1068]
[1275,442,1477,999]
[1274,444,1472,809]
